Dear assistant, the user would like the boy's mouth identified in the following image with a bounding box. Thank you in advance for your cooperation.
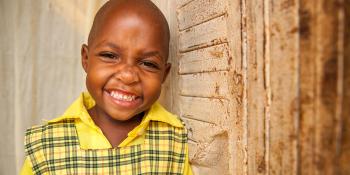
[106,90,140,102]
[110,90,137,101]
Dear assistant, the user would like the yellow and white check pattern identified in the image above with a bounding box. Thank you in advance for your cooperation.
[21,92,192,175]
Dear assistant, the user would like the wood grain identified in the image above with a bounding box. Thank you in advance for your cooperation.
[340,1,350,174]
[244,0,268,174]
[179,43,231,74]
[179,71,230,98]
[179,96,229,124]
[267,0,299,174]
[179,15,228,52]
[177,0,228,30]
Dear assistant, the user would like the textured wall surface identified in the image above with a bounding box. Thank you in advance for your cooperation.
[0,1,17,174]
[0,0,349,174]
[0,0,107,174]
[172,0,349,174]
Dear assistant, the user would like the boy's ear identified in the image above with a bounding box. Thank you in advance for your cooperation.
[81,44,89,73]
[162,63,171,83]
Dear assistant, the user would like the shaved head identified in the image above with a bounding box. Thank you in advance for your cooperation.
[88,0,170,48]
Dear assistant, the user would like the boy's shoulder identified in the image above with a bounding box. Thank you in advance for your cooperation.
[146,103,188,143]
[147,102,186,128]
[25,119,75,142]
[26,119,74,133]
[24,119,78,153]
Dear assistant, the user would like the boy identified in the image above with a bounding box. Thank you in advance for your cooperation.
[20,0,192,174]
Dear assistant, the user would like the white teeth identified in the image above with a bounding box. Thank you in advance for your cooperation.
[109,91,136,102]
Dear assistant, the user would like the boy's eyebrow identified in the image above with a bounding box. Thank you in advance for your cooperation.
[94,41,121,50]
[94,41,120,50]
[142,51,163,60]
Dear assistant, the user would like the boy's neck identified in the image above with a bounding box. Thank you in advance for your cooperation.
[88,106,144,148]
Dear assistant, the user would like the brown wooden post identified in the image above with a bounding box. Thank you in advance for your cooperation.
[339,0,350,174]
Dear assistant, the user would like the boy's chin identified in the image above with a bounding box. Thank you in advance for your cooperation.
[106,110,144,122]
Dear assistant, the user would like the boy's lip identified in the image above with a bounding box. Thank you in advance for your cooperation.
[104,89,142,108]
[106,88,139,97]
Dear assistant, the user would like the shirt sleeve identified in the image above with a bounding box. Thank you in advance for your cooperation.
[20,157,34,175]
[183,145,193,175]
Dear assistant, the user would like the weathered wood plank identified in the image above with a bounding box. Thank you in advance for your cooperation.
[340,1,350,174]
[267,0,299,174]
[179,71,230,98]
[179,44,231,74]
[314,1,343,174]
[184,118,229,174]
[225,0,245,174]
[244,0,267,174]
[175,0,349,174]
[179,96,229,124]
[177,0,228,30]
[182,118,223,142]
[179,15,228,52]
[299,0,317,174]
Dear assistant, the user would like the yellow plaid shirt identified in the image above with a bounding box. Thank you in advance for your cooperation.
[20,92,192,174]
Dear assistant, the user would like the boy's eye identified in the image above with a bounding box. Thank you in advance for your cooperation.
[140,60,160,70]
[99,52,119,60]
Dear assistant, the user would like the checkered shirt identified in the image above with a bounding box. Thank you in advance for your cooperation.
[25,120,187,174]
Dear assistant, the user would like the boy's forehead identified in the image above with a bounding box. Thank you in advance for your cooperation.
[88,0,170,46]
[99,0,162,20]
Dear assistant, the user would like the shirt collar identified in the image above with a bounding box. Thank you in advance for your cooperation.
[48,92,183,128]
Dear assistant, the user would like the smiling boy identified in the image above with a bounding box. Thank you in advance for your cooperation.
[20,0,192,174]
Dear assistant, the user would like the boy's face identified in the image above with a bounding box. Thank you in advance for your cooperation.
[81,11,170,121]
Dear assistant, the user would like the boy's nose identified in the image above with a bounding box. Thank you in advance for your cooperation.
[114,65,140,85]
